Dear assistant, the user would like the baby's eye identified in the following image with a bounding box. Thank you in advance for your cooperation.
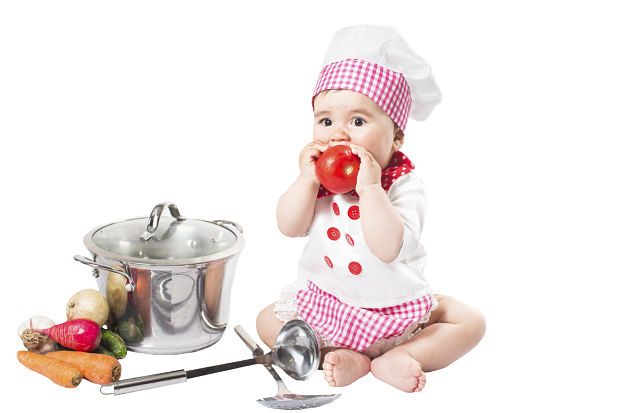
[352,117,366,127]
[320,118,332,127]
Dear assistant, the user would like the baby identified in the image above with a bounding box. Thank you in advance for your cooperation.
[256,25,485,393]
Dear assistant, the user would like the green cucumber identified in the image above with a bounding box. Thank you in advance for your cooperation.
[100,329,127,359]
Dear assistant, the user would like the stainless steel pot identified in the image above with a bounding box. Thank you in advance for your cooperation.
[74,202,244,355]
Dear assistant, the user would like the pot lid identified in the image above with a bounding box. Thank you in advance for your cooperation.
[84,203,243,265]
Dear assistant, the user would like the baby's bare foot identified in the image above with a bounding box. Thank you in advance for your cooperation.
[322,349,371,387]
[371,351,426,393]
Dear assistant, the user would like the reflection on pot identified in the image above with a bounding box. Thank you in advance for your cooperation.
[133,269,151,333]
[203,262,225,327]
[151,271,197,333]
[199,257,237,330]
[106,272,128,321]
[105,268,150,344]
[115,307,145,343]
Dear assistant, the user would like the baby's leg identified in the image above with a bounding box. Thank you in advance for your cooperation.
[256,303,284,348]
[370,295,485,392]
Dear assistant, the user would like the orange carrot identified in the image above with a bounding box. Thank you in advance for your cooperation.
[17,351,82,388]
[46,351,121,384]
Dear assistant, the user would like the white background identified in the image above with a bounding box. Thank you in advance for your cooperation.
[1,1,618,411]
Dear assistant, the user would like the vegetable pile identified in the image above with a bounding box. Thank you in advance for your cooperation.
[17,287,129,389]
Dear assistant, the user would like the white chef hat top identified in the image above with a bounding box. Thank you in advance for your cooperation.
[320,25,442,121]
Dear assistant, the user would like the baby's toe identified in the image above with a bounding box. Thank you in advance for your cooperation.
[414,373,426,392]
[322,360,333,372]
[323,372,335,386]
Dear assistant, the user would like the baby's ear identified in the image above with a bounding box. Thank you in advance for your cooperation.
[393,127,405,150]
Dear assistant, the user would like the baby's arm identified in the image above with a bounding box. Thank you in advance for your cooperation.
[276,176,320,237]
[358,185,404,263]
[276,141,328,237]
[350,144,404,263]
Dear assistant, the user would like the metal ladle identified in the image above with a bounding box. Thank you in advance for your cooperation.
[234,325,340,410]
[101,320,320,395]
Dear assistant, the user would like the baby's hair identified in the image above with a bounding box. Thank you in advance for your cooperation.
[319,89,345,95]
[313,89,345,103]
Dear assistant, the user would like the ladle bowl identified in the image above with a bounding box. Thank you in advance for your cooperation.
[272,320,320,380]
[234,325,340,410]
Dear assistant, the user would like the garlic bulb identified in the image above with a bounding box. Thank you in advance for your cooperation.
[17,315,58,354]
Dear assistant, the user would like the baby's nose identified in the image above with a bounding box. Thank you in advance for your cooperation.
[330,128,350,143]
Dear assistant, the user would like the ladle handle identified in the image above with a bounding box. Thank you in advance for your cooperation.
[100,370,187,395]
[186,356,266,378]
[234,325,264,357]
[234,325,291,396]
[100,356,267,395]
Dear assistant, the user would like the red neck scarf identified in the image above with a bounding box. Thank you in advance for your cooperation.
[317,151,414,199]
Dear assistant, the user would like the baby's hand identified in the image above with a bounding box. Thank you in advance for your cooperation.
[348,144,382,194]
[299,141,329,184]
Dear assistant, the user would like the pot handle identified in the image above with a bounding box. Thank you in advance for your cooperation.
[73,255,136,292]
[141,202,187,241]
[212,219,244,234]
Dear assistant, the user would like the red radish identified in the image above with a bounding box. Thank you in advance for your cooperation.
[31,318,101,352]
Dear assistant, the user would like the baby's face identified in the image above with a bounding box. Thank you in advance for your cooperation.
[313,90,402,169]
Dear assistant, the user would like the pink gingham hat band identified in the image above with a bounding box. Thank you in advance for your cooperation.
[313,58,413,131]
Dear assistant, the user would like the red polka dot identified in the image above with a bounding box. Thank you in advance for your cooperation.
[324,256,333,268]
[327,227,340,241]
[348,206,360,220]
[345,234,354,246]
[332,203,340,216]
[348,261,362,275]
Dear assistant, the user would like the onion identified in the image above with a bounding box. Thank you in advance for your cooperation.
[17,315,58,354]
[66,289,110,327]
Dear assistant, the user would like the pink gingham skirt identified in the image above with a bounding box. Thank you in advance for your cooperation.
[291,281,435,353]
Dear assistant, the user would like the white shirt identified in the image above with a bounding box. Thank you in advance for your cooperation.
[297,172,432,308]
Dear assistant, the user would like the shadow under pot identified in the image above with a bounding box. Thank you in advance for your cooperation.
[74,202,244,355]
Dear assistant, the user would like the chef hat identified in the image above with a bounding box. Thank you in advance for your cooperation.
[313,25,442,131]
